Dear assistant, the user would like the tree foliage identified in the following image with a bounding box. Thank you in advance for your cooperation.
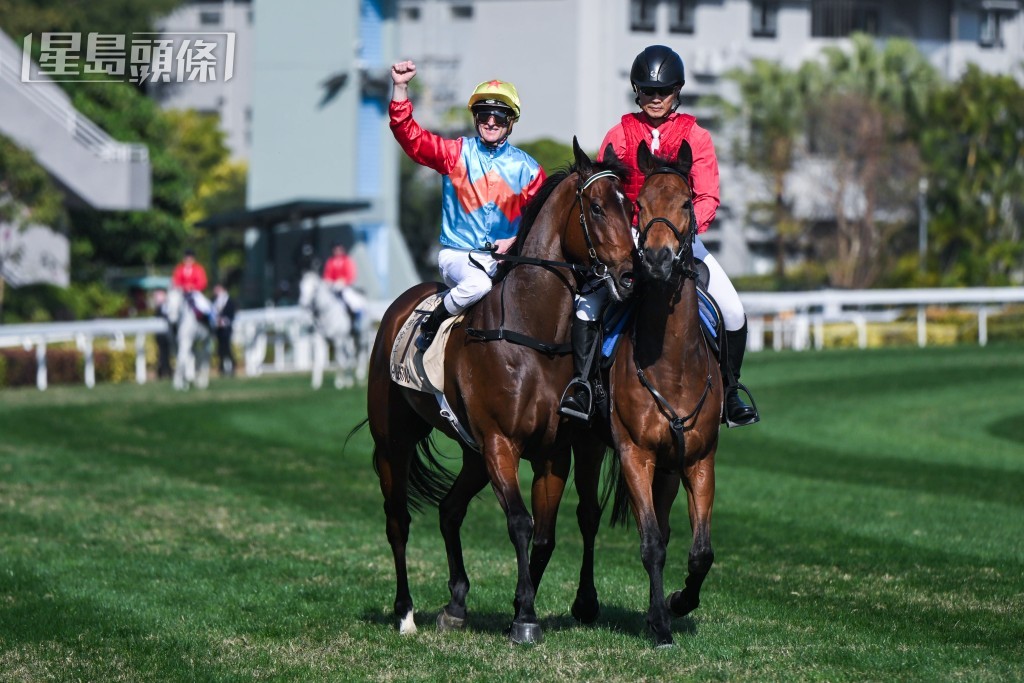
[727,60,809,278]
[725,34,960,289]
[920,66,1024,286]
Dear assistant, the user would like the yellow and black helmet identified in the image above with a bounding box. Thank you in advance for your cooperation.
[467,79,522,121]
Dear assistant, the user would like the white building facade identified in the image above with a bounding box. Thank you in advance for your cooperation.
[154,0,1023,278]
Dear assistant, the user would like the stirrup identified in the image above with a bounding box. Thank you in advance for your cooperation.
[724,382,760,428]
[558,378,593,421]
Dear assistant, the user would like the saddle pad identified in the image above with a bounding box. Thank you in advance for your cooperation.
[390,295,462,393]
[696,287,719,340]
[599,286,721,364]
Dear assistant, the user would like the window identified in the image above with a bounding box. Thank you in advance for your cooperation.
[811,0,879,37]
[451,5,473,20]
[199,10,222,25]
[979,10,1005,47]
[751,1,778,38]
[669,0,696,34]
[401,6,421,21]
[630,0,657,33]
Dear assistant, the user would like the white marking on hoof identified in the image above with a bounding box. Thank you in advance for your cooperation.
[399,611,417,635]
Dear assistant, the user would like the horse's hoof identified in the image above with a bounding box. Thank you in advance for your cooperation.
[571,595,600,624]
[398,611,417,635]
[436,608,467,632]
[667,590,699,618]
[655,640,676,650]
[507,621,543,645]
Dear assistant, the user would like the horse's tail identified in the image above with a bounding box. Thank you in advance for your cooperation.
[604,449,634,528]
[408,436,457,513]
[365,426,456,514]
[344,418,369,455]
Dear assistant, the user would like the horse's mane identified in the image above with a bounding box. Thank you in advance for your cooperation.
[510,154,629,258]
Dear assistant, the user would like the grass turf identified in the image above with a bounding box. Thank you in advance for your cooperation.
[0,344,1022,681]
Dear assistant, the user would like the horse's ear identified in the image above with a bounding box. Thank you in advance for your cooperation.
[676,140,694,177]
[602,142,620,165]
[573,136,593,175]
[637,140,655,176]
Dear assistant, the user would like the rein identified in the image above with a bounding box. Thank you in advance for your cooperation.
[464,169,623,355]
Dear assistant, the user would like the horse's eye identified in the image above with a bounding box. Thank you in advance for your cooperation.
[682,200,692,211]
[591,203,605,217]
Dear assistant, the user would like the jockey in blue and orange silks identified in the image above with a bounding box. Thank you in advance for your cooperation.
[389,60,546,351]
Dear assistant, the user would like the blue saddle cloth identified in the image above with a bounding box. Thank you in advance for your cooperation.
[600,287,721,362]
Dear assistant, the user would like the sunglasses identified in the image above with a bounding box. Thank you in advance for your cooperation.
[638,85,677,98]
[474,109,512,126]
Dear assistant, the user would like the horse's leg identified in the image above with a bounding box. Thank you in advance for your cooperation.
[618,443,674,646]
[369,383,432,634]
[436,450,490,631]
[483,435,540,644]
[525,446,571,602]
[668,452,716,619]
[570,431,606,624]
[173,335,188,390]
[197,337,211,389]
[311,334,325,390]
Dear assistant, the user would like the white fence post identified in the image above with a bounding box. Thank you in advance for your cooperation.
[77,334,95,388]
[135,334,147,384]
[917,305,927,348]
[35,340,47,391]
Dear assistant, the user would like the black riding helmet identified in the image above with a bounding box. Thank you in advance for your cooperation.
[630,45,685,108]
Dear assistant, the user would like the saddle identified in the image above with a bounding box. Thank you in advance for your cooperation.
[389,295,477,450]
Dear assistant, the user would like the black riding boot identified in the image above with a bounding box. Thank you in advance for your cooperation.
[558,319,602,422]
[416,301,453,351]
[724,322,760,427]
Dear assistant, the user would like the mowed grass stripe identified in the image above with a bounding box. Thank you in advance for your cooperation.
[1,344,1021,682]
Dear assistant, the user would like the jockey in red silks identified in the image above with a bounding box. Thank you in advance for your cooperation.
[171,249,214,324]
[389,60,546,351]
[322,242,365,323]
[561,45,759,427]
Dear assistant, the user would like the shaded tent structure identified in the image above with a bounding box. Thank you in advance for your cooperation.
[196,198,373,307]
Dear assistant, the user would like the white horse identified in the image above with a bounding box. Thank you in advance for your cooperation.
[298,270,369,389]
[165,287,212,391]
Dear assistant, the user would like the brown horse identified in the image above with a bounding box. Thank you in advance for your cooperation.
[602,140,724,647]
[367,138,637,644]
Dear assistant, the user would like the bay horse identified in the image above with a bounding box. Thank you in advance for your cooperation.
[603,140,724,646]
[367,138,636,644]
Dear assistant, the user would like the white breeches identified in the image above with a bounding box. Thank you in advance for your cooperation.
[693,237,745,331]
[437,247,498,315]
[575,236,745,331]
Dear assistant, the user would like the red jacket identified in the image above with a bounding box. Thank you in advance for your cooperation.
[323,254,356,286]
[172,262,208,292]
[599,112,720,234]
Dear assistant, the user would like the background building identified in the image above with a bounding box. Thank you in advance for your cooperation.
[156,0,1023,284]
[154,0,418,307]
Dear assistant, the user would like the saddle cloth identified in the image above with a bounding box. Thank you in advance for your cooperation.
[389,294,462,393]
[600,279,723,363]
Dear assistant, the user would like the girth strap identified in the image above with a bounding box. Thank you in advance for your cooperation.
[464,326,570,356]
